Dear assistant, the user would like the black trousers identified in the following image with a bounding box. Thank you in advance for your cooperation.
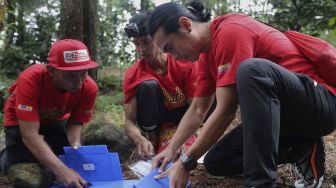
[204,58,336,187]
[136,80,188,132]
[1,121,69,174]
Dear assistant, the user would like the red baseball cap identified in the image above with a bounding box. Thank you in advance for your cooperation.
[48,39,99,71]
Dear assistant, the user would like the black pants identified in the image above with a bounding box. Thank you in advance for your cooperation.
[204,58,336,187]
[1,121,69,174]
[136,80,188,132]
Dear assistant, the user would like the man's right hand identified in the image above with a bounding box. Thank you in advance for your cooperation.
[57,167,89,188]
[152,147,176,173]
[136,137,155,160]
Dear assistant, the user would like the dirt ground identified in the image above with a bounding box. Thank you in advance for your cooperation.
[121,110,336,188]
[0,111,335,188]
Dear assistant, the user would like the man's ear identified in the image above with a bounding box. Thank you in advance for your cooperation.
[178,16,192,33]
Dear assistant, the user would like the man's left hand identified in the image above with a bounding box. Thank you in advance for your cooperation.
[154,159,189,188]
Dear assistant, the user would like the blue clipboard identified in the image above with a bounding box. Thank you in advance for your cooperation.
[51,145,138,188]
[133,163,191,188]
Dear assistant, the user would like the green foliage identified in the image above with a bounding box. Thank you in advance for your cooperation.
[94,91,124,126]
[97,0,137,68]
[0,0,58,78]
[0,74,14,127]
[268,0,336,34]
[0,45,29,77]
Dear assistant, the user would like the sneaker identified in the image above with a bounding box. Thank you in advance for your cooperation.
[293,138,325,188]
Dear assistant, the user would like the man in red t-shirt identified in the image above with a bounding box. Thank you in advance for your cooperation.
[148,2,336,188]
[123,12,200,160]
[1,39,98,187]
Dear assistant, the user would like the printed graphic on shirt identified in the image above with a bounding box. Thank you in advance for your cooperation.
[17,104,33,112]
[162,87,187,109]
[63,49,89,63]
[39,107,68,120]
[157,123,177,153]
[218,63,231,74]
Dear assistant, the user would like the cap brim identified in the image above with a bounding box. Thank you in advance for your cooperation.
[51,61,99,71]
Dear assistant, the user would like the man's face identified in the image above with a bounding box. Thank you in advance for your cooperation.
[132,36,162,61]
[50,68,88,93]
[152,27,202,62]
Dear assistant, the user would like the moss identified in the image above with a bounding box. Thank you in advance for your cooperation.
[8,163,54,188]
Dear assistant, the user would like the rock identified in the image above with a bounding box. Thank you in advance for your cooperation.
[332,175,336,185]
[84,114,135,161]
[7,163,54,188]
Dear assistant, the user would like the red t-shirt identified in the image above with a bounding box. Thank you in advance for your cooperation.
[195,13,336,97]
[123,54,197,110]
[4,64,98,126]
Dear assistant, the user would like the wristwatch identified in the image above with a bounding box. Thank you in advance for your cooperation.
[180,153,198,171]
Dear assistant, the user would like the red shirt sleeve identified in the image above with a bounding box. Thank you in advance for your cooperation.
[15,71,42,122]
[214,24,255,87]
[193,54,216,97]
[69,76,98,124]
[123,66,137,104]
[181,61,197,98]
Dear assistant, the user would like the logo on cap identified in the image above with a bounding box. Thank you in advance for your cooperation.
[63,49,90,63]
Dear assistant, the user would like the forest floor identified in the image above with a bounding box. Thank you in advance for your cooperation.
[0,108,335,187]
[120,110,336,188]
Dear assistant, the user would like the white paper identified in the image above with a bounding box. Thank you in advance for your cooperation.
[128,160,153,177]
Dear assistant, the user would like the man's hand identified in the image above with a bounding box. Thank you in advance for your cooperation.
[154,159,189,188]
[173,145,186,161]
[136,136,155,160]
[152,147,176,173]
[56,167,89,188]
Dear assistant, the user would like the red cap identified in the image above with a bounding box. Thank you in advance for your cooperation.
[48,39,99,71]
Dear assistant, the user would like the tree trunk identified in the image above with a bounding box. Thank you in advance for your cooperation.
[83,0,98,80]
[59,0,97,80]
[0,0,6,31]
[60,0,83,40]
[4,0,15,51]
[16,1,25,46]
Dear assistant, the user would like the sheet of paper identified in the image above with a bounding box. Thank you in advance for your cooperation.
[128,160,153,177]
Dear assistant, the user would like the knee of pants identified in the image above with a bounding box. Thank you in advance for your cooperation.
[236,58,277,92]
[137,80,160,96]
[203,153,232,176]
[236,58,274,82]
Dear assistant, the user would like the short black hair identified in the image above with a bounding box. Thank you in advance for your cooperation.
[124,11,152,38]
[149,0,211,37]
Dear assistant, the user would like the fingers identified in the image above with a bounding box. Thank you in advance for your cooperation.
[173,147,183,161]
[159,159,169,173]
[137,141,155,160]
[148,143,155,157]
[136,145,146,160]
[154,168,168,179]
[151,155,161,169]
[78,175,88,187]
[72,142,81,149]
[67,181,83,188]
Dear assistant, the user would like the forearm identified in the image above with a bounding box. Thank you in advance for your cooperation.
[66,123,83,147]
[22,133,67,175]
[185,86,239,159]
[167,103,207,152]
[125,119,146,144]
[185,109,236,159]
